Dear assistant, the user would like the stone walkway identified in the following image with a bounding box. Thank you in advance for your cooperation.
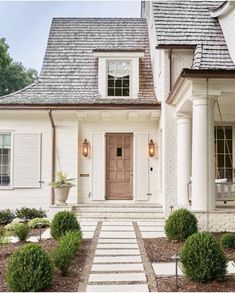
[86,221,149,292]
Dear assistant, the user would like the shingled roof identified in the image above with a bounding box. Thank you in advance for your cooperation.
[0,18,158,106]
[152,1,235,70]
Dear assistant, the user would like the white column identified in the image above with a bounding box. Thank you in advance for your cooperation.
[177,114,191,207]
[191,95,216,211]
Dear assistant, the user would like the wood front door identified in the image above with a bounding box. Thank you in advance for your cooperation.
[106,133,133,200]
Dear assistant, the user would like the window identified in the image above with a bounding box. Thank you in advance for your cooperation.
[0,133,11,187]
[107,61,130,97]
[214,126,233,181]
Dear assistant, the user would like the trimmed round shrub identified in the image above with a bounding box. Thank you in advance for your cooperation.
[180,232,227,282]
[28,217,50,228]
[50,210,81,240]
[14,223,29,241]
[53,230,82,275]
[6,243,54,291]
[164,208,198,241]
[221,233,235,249]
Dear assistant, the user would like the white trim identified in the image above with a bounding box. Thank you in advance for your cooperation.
[0,131,14,189]
[93,52,144,58]
[106,59,132,98]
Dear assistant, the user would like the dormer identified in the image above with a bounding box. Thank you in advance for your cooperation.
[93,50,145,99]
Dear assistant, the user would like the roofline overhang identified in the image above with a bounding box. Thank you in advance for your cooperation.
[0,103,161,110]
[166,68,235,104]
[210,1,234,18]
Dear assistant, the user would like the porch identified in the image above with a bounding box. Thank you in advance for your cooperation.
[171,78,235,212]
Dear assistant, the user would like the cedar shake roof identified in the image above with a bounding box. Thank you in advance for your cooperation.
[152,1,235,70]
[0,18,158,106]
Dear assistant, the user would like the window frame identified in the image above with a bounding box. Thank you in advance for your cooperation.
[0,131,14,189]
[106,59,132,98]
[214,125,234,182]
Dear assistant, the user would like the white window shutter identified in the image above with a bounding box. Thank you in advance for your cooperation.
[134,132,149,200]
[13,133,41,188]
[91,132,105,200]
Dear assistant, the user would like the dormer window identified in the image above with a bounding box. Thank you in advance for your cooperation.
[93,50,144,99]
[107,61,130,97]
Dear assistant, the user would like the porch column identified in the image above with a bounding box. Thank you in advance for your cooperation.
[176,114,191,207]
[190,95,217,211]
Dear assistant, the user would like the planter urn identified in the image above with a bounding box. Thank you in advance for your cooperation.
[54,186,71,205]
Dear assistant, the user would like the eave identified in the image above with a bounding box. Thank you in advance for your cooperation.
[0,103,161,111]
[166,68,235,104]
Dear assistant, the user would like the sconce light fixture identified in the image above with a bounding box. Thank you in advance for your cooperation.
[149,139,155,157]
[82,139,89,157]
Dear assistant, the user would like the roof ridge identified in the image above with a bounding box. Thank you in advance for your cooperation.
[0,81,39,100]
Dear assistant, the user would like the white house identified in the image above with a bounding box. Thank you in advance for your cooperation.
[1,1,235,231]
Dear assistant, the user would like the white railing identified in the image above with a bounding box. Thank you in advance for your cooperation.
[187,181,235,203]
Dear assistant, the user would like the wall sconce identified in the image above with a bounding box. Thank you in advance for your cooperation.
[82,139,89,157]
[149,139,155,157]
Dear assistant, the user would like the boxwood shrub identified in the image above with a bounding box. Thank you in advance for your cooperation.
[53,230,82,275]
[221,233,235,249]
[14,223,29,241]
[50,210,81,240]
[180,232,227,282]
[16,207,46,220]
[164,208,198,241]
[6,243,54,291]
[0,209,15,225]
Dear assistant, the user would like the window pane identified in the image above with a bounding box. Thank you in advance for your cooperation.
[107,61,130,97]
[3,134,11,147]
[226,155,232,168]
[108,88,114,96]
[217,141,224,153]
[225,127,232,139]
[216,128,224,139]
[115,88,122,96]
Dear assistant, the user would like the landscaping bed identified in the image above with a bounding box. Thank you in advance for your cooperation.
[0,238,92,292]
[144,235,235,292]
[156,276,235,292]
[144,234,235,263]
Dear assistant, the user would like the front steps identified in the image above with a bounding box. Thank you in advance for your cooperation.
[73,203,164,222]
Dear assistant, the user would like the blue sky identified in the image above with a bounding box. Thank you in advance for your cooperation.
[0,1,141,73]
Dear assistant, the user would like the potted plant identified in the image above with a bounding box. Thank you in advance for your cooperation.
[49,171,76,206]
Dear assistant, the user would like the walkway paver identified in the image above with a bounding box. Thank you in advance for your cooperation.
[86,284,149,292]
[86,222,150,292]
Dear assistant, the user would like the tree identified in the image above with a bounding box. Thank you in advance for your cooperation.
[0,38,38,96]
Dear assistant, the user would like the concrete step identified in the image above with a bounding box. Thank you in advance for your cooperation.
[76,212,164,219]
[77,217,165,222]
[75,207,163,213]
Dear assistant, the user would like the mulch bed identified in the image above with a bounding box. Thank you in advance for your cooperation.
[156,276,235,292]
[144,238,184,262]
[0,237,92,292]
[144,236,235,262]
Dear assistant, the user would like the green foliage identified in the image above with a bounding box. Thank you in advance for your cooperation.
[49,171,76,188]
[50,210,81,240]
[0,38,38,97]
[180,232,227,282]
[6,243,53,292]
[164,208,198,241]
[28,217,50,228]
[16,207,46,220]
[14,223,29,241]
[53,231,82,276]
[221,233,235,249]
[5,220,20,232]
[0,226,4,238]
[0,209,15,225]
